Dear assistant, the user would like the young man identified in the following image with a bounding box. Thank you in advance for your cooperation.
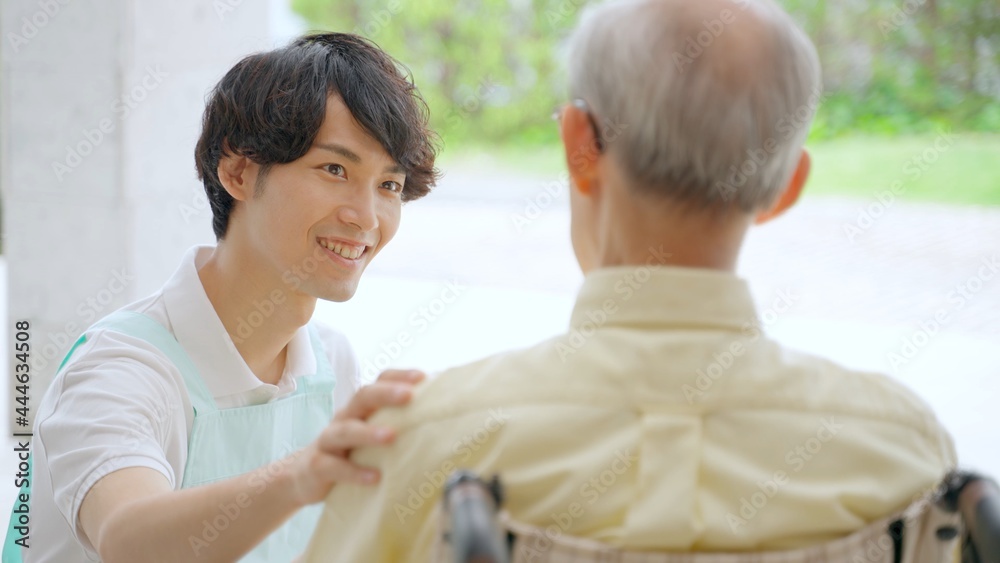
[303,1,956,561]
[20,33,438,562]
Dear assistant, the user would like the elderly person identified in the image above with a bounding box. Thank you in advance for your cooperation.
[304,0,955,560]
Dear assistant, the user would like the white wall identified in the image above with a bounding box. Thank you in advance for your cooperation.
[0,0,302,426]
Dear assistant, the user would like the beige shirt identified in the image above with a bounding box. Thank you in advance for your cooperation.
[305,266,956,562]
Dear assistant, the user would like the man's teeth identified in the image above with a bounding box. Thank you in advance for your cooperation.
[320,240,364,260]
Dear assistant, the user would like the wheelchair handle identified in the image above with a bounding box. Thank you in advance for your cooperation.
[443,471,509,563]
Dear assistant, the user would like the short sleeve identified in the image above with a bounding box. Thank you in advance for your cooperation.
[35,329,190,551]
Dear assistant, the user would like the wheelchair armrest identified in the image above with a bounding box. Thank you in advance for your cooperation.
[959,476,1000,562]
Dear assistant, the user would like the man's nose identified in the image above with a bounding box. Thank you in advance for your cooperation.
[337,184,379,232]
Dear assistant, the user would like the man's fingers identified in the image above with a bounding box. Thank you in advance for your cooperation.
[376,369,425,384]
[318,418,395,452]
[310,453,381,486]
[337,381,414,421]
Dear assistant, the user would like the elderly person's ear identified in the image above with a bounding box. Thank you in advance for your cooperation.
[755,149,810,225]
[559,103,603,196]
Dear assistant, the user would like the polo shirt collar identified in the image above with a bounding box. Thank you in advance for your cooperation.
[160,245,317,404]
[570,265,757,333]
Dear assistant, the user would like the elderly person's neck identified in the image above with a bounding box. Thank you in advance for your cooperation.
[592,181,752,273]
[573,152,756,274]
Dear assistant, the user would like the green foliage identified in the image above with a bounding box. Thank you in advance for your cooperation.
[292,0,1000,145]
[293,0,574,148]
[804,134,1000,206]
[444,133,1000,206]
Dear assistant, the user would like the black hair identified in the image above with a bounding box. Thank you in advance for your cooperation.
[194,32,439,240]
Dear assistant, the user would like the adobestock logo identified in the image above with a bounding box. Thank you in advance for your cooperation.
[713,88,823,203]
[683,288,799,404]
[393,408,509,523]
[511,115,628,234]
[51,65,169,182]
[6,0,73,54]
[672,0,751,73]
[446,76,500,129]
[843,130,955,243]
[887,254,998,373]
[727,418,843,533]
[360,280,467,381]
[515,449,637,559]
[879,0,929,37]
[213,0,246,21]
[32,268,136,372]
[544,0,587,26]
[353,0,402,38]
[556,246,672,362]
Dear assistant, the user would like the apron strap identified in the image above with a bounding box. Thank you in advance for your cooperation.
[94,311,217,414]
[294,324,336,396]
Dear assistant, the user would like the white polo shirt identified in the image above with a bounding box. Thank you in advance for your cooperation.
[27,245,361,562]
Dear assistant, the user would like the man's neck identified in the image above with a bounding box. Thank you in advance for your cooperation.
[592,196,752,272]
[197,240,317,385]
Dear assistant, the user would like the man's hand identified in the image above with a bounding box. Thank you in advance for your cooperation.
[78,369,425,563]
[287,369,425,506]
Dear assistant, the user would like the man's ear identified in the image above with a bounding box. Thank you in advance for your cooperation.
[755,149,810,225]
[216,143,257,202]
[560,104,602,198]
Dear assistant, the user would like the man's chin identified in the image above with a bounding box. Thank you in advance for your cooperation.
[314,281,360,303]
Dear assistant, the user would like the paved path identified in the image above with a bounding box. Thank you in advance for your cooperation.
[373,168,1000,336]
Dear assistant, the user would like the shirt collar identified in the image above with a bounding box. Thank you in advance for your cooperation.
[160,245,318,403]
[569,265,758,333]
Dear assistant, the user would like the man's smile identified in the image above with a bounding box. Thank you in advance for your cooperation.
[317,237,371,264]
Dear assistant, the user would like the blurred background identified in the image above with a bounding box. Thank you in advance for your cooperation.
[1,0,998,531]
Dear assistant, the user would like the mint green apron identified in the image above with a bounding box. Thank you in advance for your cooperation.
[3,311,335,562]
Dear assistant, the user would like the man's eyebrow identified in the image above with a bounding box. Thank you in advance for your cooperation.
[315,142,406,175]
[315,143,361,164]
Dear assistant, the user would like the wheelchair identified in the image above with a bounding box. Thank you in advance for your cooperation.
[437,469,1000,563]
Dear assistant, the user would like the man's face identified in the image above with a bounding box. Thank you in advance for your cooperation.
[238,95,405,302]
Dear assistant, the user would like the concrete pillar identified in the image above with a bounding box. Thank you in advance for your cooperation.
[1,0,301,428]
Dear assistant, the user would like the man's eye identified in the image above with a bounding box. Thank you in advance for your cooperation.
[324,164,345,177]
[381,181,403,194]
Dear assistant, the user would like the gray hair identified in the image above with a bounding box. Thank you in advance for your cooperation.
[565,0,822,211]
